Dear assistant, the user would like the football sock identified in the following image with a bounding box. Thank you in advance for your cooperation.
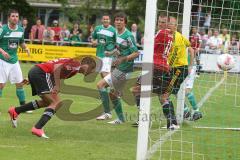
[112,98,125,122]
[16,88,26,105]
[162,100,177,126]
[15,100,40,114]
[0,89,2,97]
[99,88,111,113]
[135,95,140,109]
[186,92,198,111]
[35,108,55,129]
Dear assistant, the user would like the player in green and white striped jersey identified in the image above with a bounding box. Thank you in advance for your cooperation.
[97,12,139,124]
[0,9,30,107]
[92,14,117,120]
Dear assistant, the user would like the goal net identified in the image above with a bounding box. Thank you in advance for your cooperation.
[137,0,240,159]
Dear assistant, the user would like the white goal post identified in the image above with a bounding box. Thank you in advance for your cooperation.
[136,0,192,159]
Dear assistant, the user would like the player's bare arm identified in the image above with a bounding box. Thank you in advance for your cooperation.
[53,63,63,94]
[20,43,30,56]
[0,48,10,59]
[113,51,139,66]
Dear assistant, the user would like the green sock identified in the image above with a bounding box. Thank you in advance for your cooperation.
[16,88,26,105]
[99,88,110,113]
[112,98,125,122]
[0,89,2,97]
[187,92,198,111]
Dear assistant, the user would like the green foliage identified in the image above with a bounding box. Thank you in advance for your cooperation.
[0,0,36,23]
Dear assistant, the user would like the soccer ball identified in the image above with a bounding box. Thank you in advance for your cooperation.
[217,54,236,71]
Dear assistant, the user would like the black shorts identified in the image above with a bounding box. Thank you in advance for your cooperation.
[152,69,171,94]
[28,66,55,96]
[169,65,188,95]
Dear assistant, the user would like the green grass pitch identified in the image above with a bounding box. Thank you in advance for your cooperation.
[0,63,240,160]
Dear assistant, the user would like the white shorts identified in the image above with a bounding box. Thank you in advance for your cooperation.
[185,66,197,89]
[100,57,113,73]
[0,59,23,84]
[104,69,131,93]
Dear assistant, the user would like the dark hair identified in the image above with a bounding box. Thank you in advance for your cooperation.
[8,9,19,17]
[114,12,127,24]
[81,57,96,70]
[102,13,110,18]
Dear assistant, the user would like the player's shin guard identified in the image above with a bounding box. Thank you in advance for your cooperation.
[112,98,125,122]
[35,108,55,129]
[162,100,177,128]
[15,100,40,114]
[99,88,111,113]
[186,92,198,111]
[16,88,26,105]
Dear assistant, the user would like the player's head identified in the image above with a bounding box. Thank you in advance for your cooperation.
[80,57,96,76]
[8,9,19,25]
[158,15,168,30]
[114,12,127,30]
[102,14,111,27]
[168,16,177,33]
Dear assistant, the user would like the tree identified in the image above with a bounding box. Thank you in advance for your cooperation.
[0,0,36,24]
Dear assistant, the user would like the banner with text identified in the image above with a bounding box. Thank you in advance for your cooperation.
[18,44,96,62]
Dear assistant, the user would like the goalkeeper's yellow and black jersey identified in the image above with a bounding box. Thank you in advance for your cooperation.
[168,31,190,67]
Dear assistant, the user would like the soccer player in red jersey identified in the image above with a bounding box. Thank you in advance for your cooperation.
[8,57,96,138]
[132,15,173,127]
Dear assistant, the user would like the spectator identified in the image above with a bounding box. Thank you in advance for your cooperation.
[190,27,202,74]
[51,20,61,42]
[219,28,230,53]
[228,34,239,55]
[199,28,208,52]
[131,23,142,45]
[0,21,2,28]
[203,11,211,33]
[69,23,82,46]
[192,6,205,27]
[70,23,83,40]
[43,27,55,44]
[30,18,45,44]
[86,24,94,42]
[21,18,31,40]
[205,29,223,54]
[60,24,70,45]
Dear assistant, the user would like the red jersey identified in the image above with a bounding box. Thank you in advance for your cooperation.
[37,58,81,79]
[154,29,173,72]
[51,27,61,41]
[190,33,201,49]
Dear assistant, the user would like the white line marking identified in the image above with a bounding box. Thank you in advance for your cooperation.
[0,145,27,148]
[194,126,240,131]
[145,77,225,159]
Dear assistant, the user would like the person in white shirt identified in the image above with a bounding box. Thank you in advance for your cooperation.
[130,23,141,45]
[205,29,223,54]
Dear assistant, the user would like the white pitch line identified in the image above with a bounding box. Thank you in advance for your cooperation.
[194,126,240,131]
[0,145,27,148]
[145,77,225,160]
[197,77,225,109]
